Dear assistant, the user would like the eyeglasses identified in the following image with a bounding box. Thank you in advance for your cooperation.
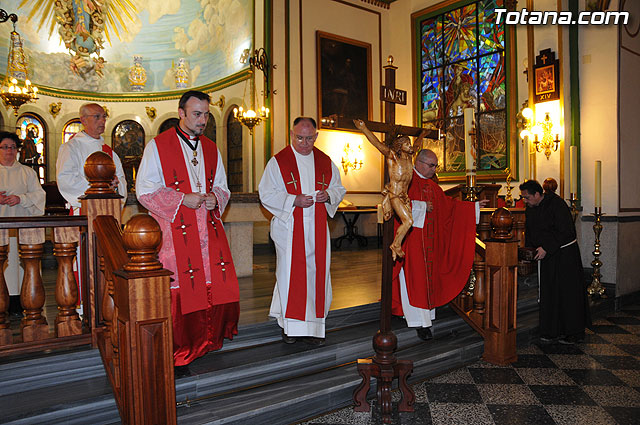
[293,134,316,143]
[417,160,438,168]
[0,146,18,151]
[85,114,108,120]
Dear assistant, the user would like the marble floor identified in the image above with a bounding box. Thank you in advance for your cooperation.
[301,303,640,425]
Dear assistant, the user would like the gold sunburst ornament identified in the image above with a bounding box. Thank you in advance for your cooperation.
[18,0,138,77]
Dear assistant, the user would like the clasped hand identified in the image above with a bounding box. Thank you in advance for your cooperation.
[182,193,218,210]
[294,190,328,208]
[0,191,20,206]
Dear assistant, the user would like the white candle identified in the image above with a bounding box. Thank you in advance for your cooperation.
[595,160,601,209]
[463,108,476,175]
[523,136,529,181]
[570,146,577,194]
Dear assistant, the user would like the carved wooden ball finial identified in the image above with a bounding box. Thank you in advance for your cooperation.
[122,214,163,272]
[84,151,116,194]
[490,207,513,240]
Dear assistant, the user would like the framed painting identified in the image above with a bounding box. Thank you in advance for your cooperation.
[316,31,372,130]
[112,120,145,191]
[533,48,560,103]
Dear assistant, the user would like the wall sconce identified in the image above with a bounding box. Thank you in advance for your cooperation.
[518,106,534,140]
[518,106,560,160]
[532,112,560,160]
[234,48,270,135]
[341,142,364,174]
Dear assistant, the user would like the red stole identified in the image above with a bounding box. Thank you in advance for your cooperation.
[275,146,331,320]
[392,172,475,310]
[155,128,239,315]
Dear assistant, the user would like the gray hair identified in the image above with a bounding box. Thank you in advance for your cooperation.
[79,103,102,117]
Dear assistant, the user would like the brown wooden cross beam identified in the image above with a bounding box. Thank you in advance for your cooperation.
[328,56,440,424]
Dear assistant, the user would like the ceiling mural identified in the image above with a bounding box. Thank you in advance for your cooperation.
[0,0,253,94]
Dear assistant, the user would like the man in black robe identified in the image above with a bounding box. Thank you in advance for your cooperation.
[519,180,590,344]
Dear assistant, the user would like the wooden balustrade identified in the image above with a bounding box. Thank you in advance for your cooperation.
[449,207,519,365]
[0,216,90,355]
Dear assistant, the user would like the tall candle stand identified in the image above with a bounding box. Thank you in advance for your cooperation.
[587,207,606,297]
[461,174,482,202]
[568,193,579,223]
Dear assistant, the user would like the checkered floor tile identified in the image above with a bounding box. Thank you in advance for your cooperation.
[302,304,640,425]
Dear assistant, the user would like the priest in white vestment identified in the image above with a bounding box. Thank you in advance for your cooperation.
[0,131,46,314]
[56,103,127,211]
[259,117,346,345]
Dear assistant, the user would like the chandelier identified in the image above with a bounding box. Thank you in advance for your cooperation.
[234,48,270,135]
[0,11,38,116]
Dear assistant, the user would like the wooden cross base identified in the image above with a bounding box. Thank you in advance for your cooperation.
[353,331,415,423]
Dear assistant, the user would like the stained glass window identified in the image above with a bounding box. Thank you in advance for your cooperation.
[63,119,82,144]
[17,113,47,183]
[419,0,507,174]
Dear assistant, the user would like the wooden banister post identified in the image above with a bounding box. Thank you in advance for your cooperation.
[19,242,47,342]
[54,241,82,337]
[112,214,176,425]
[482,208,518,365]
[0,244,11,345]
[80,151,123,345]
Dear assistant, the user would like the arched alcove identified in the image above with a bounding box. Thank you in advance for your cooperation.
[226,106,243,192]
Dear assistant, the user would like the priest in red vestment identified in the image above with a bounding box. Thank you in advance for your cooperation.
[392,149,486,340]
[136,91,239,372]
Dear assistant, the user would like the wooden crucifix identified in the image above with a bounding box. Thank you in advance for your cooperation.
[323,56,439,423]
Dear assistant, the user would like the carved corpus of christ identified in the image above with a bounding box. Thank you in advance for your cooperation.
[353,119,427,261]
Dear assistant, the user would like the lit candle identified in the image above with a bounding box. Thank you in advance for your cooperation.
[570,146,577,194]
[132,167,136,181]
[595,160,601,209]
[463,108,476,176]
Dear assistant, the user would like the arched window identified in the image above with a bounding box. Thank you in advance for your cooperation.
[17,113,47,183]
[226,108,243,193]
[63,119,82,144]
[158,118,179,135]
[112,120,145,192]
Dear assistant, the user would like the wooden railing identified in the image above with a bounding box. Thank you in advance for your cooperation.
[0,216,90,356]
[449,207,520,365]
[2,151,177,424]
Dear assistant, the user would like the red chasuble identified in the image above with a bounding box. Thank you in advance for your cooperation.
[155,128,239,315]
[392,172,476,313]
[275,146,332,320]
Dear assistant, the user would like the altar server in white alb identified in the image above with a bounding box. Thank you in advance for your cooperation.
[259,117,346,346]
[0,131,46,314]
[56,103,127,212]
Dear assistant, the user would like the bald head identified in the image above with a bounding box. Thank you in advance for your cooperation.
[79,103,107,139]
[415,149,438,179]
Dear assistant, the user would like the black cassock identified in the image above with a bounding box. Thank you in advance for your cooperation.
[525,192,590,339]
